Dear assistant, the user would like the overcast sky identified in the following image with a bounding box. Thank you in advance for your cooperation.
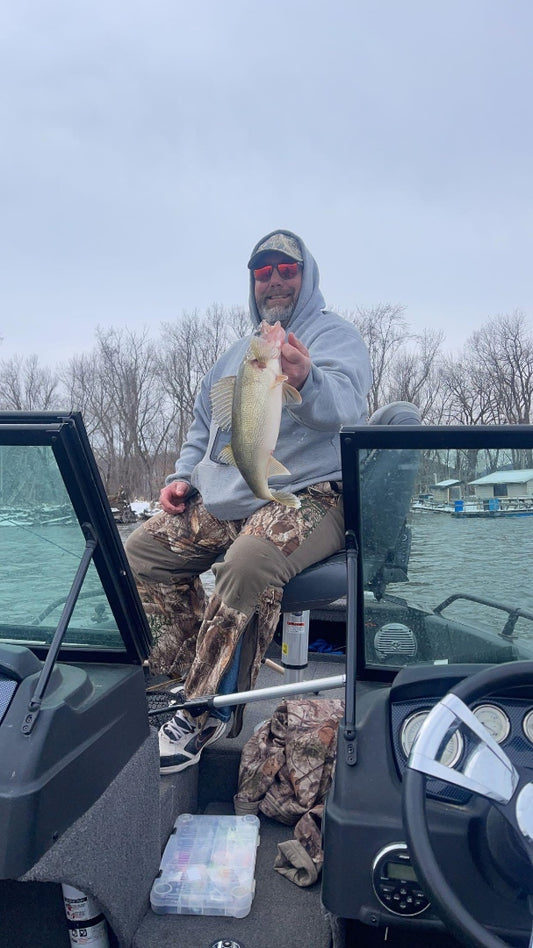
[1,0,532,367]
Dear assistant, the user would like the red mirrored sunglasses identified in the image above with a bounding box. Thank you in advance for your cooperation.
[253,262,302,282]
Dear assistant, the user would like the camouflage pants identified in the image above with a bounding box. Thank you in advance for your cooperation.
[125,483,344,722]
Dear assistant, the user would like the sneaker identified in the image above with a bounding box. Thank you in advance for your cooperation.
[159,710,228,774]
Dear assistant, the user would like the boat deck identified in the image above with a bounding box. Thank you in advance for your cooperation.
[0,646,349,948]
[140,649,346,948]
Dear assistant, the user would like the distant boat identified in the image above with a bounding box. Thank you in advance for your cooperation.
[412,498,533,518]
[451,506,533,518]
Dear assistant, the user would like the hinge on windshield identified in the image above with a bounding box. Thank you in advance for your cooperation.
[343,726,358,766]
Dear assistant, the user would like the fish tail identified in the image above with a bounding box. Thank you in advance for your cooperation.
[270,490,301,509]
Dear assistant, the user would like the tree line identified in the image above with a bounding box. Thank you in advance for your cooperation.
[0,305,531,501]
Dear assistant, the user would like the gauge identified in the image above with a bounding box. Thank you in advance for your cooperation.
[522,709,533,744]
[473,704,510,744]
[400,710,463,768]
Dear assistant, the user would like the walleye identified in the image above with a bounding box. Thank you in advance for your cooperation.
[210,321,302,508]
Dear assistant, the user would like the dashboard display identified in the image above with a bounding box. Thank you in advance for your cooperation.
[523,709,533,744]
[473,704,510,743]
[400,710,463,767]
[385,861,418,882]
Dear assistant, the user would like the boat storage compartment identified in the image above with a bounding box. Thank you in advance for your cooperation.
[150,813,260,918]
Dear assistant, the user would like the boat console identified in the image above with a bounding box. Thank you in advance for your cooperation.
[322,425,533,948]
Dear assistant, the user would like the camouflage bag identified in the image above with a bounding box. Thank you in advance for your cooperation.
[234,697,344,886]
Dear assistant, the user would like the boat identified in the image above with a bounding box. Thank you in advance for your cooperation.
[413,498,533,518]
[1,413,533,948]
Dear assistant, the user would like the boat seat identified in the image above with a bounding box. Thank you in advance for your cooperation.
[279,401,422,681]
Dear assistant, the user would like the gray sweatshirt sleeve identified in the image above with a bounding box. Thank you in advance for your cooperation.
[287,321,372,430]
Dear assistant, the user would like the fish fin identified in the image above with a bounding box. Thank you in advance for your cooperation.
[217,444,237,467]
[271,490,301,509]
[267,455,290,477]
[211,375,237,431]
[271,375,302,407]
[282,382,302,406]
[210,376,235,431]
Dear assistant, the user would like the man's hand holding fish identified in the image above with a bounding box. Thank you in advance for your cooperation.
[281,332,311,391]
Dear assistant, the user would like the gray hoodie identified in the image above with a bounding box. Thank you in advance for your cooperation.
[168,230,372,520]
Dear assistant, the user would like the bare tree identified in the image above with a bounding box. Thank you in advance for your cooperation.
[61,328,173,497]
[441,312,533,426]
[226,304,249,341]
[0,355,59,410]
[60,349,120,487]
[96,326,175,496]
[470,312,533,425]
[439,351,495,425]
[341,303,411,413]
[158,305,247,457]
[386,328,446,421]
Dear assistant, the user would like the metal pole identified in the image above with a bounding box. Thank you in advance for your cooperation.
[21,524,98,735]
[175,673,347,715]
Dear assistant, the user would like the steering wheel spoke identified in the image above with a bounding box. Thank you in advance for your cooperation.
[409,693,519,804]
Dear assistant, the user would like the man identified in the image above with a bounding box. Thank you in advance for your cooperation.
[125,229,371,774]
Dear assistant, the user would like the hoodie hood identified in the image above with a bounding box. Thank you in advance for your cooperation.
[248,229,326,331]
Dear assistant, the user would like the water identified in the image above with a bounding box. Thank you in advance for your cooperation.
[393,511,533,638]
[3,512,533,645]
[130,511,533,642]
[0,522,121,646]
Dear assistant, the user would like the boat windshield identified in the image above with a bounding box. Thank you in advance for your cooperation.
[340,426,533,675]
[0,443,125,651]
[0,412,151,662]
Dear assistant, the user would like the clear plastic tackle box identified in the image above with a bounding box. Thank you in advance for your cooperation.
[150,813,260,917]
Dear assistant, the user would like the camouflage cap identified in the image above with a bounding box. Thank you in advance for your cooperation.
[248,232,303,269]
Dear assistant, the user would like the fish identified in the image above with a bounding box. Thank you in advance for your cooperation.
[210,321,303,508]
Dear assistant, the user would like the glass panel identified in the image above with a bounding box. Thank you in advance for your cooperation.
[362,446,533,670]
[0,445,124,651]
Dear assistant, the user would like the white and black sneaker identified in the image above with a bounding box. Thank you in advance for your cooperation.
[159,710,228,774]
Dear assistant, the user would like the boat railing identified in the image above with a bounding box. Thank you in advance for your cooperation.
[433,591,533,638]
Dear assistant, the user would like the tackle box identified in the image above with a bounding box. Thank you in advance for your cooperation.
[150,813,260,917]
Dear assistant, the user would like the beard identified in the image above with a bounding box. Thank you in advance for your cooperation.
[257,300,295,327]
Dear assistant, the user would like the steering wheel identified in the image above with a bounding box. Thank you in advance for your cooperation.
[402,662,533,948]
